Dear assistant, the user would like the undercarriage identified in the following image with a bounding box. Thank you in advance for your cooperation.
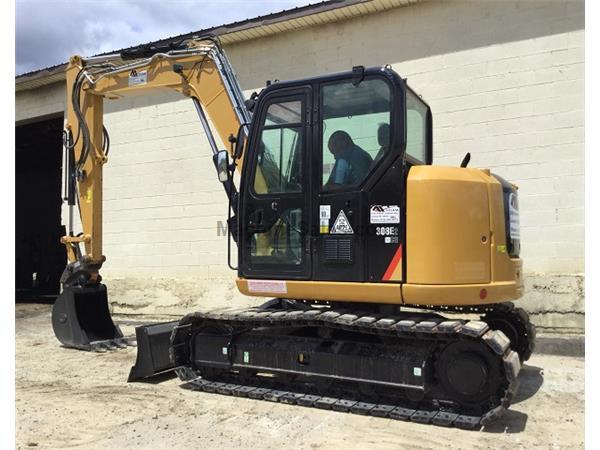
[167,299,531,429]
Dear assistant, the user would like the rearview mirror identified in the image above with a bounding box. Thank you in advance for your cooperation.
[216,150,229,182]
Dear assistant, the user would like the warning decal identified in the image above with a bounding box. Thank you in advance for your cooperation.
[319,205,331,219]
[370,205,400,224]
[331,210,354,234]
[247,279,287,294]
[128,69,148,86]
[509,193,520,240]
[319,205,331,233]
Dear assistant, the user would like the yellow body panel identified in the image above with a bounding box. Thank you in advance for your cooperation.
[236,269,522,306]
[236,165,523,307]
[236,278,403,304]
[402,263,523,305]
[402,165,523,305]
[406,166,491,284]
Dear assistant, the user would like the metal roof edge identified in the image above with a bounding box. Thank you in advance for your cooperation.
[16,0,420,92]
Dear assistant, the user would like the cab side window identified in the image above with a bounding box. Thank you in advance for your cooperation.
[253,100,303,195]
[321,79,391,191]
[406,89,428,163]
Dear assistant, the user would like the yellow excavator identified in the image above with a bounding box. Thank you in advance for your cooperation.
[52,37,534,429]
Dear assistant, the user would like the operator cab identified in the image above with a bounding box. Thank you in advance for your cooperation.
[238,66,432,284]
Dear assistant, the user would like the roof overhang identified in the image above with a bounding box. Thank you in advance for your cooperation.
[16,0,421,92]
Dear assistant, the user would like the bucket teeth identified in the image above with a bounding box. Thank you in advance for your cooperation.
[91,343,107,352]
[89,337,134,352]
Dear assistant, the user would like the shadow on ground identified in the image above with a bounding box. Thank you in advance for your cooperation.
[514,364,544,404]
[483,409,529,434]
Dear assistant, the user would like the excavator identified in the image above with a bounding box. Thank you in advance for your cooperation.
[51,36,535,429]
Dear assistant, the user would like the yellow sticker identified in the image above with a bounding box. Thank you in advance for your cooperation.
[497,244,507,253]
[320,218,329,234]
[85,188,93,203]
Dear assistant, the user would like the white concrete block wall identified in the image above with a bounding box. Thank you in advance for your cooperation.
[15,0,585,327]
[101,92,231,279]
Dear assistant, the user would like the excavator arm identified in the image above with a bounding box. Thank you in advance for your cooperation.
[53,37,250,350]
[61,37,249,285]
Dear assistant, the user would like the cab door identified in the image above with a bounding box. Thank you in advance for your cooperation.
[314,76,395,282]
[239,87,312,280]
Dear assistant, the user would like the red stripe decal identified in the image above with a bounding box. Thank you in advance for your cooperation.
[382,244,403,281]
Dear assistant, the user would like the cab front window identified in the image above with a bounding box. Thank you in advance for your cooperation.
[321,78,392,191]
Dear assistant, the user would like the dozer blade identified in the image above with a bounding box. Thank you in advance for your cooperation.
[128,321,179,382]
[52,283,132,351]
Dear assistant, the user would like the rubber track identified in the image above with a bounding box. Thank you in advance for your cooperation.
[171,307,521,429]
[400,302,536,362]
[482,303,536,362]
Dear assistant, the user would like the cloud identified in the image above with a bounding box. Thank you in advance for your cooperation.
[16,0,313,75]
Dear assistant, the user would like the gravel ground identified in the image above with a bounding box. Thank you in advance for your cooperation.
[16,303,584,449]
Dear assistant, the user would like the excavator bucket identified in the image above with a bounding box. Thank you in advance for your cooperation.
[127,321,179,381]
[51,283,130,351]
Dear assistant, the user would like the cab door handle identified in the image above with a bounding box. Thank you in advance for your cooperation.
[248,209,264,226]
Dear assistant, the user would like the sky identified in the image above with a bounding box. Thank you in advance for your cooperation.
[16,0,315,75]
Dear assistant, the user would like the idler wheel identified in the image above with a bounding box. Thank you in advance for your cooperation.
[436,340,504,409]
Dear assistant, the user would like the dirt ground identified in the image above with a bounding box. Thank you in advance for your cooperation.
[16,303,584,449]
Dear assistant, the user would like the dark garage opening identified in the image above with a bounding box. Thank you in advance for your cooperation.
[15,116,65,302]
